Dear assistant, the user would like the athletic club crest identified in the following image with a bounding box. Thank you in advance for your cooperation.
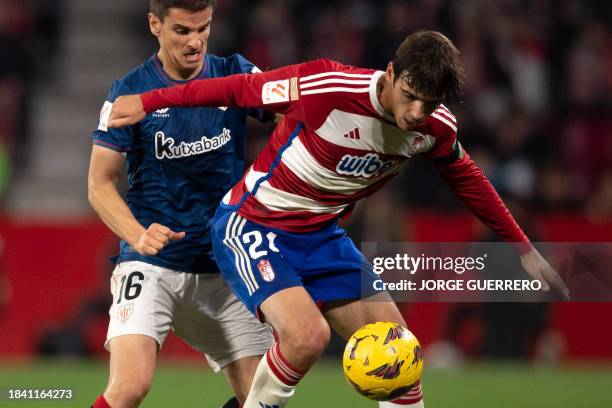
[257,259,275,282]
[117,303,134,323]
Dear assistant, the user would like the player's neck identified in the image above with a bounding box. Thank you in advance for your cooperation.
[157,50,203,81]
[377,75,395,118]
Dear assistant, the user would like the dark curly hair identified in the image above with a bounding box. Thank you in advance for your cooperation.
[393,30,464,103]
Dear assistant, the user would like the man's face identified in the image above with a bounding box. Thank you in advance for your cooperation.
[385,63,441,130]
[149,7,213,78]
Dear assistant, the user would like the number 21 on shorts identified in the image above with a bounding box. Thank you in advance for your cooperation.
[241,231,280,260]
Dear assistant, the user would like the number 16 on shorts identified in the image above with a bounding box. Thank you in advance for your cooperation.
[110,266,145,323]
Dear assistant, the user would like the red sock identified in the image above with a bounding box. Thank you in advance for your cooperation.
[265,342,305,386]
[388,380,423,405]
[92,394,111,408]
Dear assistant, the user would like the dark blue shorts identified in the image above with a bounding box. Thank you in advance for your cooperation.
[211,204,376,315]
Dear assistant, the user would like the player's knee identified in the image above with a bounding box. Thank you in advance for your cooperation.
[106,379,151,407]
[285,317,330,359]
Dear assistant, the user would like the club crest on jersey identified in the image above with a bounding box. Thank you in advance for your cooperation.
[117,303,134,323]
[257,259,275,282]
[155,129,231,159]
[336,153,397,178]
[407,135,425,155]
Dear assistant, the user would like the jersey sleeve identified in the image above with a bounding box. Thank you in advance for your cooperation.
[226,52,262,75]
[426,110,532,252]
[93,80,135,152]
[141,62,307,122]
[140,59,355,127]
[226,53,274,123]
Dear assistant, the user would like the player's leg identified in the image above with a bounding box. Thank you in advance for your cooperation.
[261,287,331,369]
[103,335,157,408]
[322,292,404,339]
[218,356,261,403]
[302,224,424,407]
[210,207,331,408]
[173,273,274,405]
[181,286,328,408]
[92,261,177,408]
[323,296,424,407]
[242,287,330,408]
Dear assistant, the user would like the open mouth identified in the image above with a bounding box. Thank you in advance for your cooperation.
[184,50,202,62]
[404,119,416,128]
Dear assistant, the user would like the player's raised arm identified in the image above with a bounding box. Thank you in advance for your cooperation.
[109,63,304,128]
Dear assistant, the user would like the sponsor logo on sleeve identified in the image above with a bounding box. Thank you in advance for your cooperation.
[262,79,290,104]
[98,101,113,132]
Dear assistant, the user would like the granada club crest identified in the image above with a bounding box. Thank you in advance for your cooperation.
[117,303,134,323]
[257,259,275,282]
[408,135,425,155]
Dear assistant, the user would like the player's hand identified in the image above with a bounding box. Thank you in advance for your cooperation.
[108,94,146,128]
[520,248,570,300]
[133,223,186,256]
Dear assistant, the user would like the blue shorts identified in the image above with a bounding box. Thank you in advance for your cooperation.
[211,204,377,315]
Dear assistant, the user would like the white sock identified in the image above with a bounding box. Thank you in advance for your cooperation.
[243,343,305,408]
[378,380,424,407]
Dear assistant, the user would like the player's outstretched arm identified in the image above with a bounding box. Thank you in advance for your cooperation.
[520,248,570,299]
[434,147,569,298]
[107,94,146,128]
[108,64,305,129]
[88,145,185,255]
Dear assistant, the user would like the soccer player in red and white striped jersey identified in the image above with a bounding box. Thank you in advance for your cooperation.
[109,31,568,408]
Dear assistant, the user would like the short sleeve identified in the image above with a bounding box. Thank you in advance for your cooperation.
[92,80,135,152]
[226,53,262,75]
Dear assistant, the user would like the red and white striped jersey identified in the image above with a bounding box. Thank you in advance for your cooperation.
[141,59,529,245]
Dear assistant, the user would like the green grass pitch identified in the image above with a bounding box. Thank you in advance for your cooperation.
[0,359,610,407]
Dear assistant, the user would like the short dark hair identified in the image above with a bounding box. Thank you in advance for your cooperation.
[393,30,464,103]
[150,0,216,21]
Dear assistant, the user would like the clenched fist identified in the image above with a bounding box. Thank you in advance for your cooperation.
[133,223,185,256]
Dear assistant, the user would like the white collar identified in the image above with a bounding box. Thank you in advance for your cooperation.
[369,71,395,122]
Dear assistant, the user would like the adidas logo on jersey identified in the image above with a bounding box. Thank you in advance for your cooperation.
[344,128,360,140]
[155,129,231,160]
[336,153,397,178]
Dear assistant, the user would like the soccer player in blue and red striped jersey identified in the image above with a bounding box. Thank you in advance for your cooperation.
[109,30,569,408]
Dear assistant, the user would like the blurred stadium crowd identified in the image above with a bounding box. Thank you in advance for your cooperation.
[1,0,611,216]
[0,0,63,198]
